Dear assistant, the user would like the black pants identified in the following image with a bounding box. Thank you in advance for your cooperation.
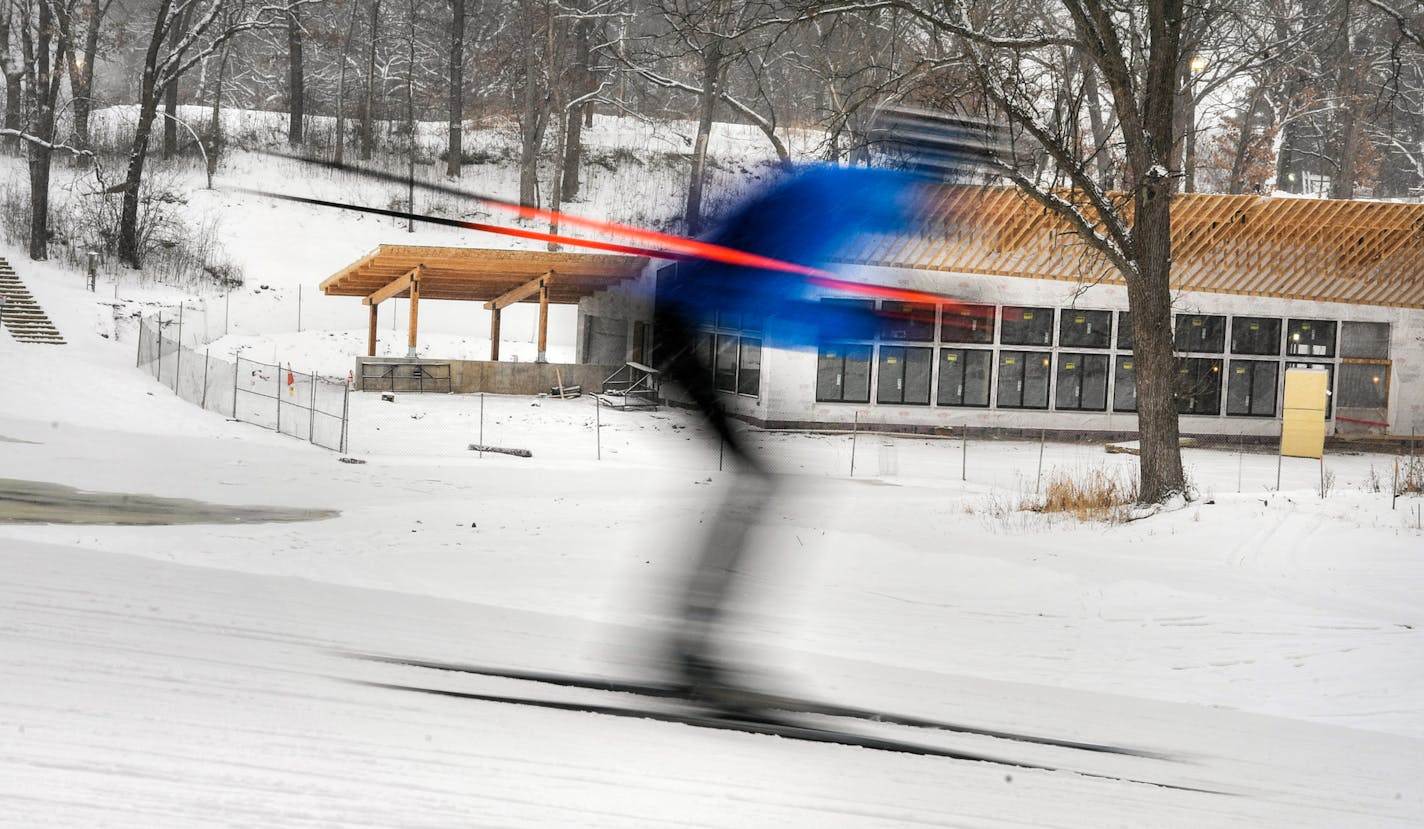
[651,308,773,664]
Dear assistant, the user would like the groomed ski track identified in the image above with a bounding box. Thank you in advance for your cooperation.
[2,518,1420,827]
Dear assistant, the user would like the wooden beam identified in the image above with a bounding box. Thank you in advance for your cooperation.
[484,270,551,310]
[363,266,420,306]
[536,274,551,362]
[490,307,501,362]
[407,266,422,355]
[367,303,378,357]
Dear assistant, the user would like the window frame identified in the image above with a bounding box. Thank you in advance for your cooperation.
[936,347,993,408]
[996,349,1052,410]
[1054,352,1110,412]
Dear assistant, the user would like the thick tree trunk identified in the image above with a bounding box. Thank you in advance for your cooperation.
[517,1,544,208]
[119,97,161,267]
[559,17,591,201]
[287,8,305,146]
[163,83,179,158]
[361,0,380,161]
[68,0,103,161]
[1127,183,1186,504]
[561,105,584,201]
[2,74,19,154]
[27,146,52,260]
[446,0,465,177]
[205,46,228,188]
[686,44,721,235]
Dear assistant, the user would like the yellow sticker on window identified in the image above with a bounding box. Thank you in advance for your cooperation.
[1123,362,1133,369]
[1005,358,1017,364]
[1301,323,1311,330]
[945,354,958,362]
[886,358,898,364]
[1023,312,1034,320]
[1236,367,1246,374]
[1075,316,1085,324]
[1065,362,1076,370]
[1249,323,1260,331]
[1192,318,1202,326]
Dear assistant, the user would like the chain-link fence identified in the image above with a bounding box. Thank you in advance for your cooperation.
[137,313,349,452]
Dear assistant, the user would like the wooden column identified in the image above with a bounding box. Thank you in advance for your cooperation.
[536,276,550,363]
[490,308,501,361]
[367,303,378,356]
[407,266,422,356]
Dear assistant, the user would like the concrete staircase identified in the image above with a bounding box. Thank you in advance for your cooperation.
[0,258,66,345]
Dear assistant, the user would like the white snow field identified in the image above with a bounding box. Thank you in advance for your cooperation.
[3,119,1424,825]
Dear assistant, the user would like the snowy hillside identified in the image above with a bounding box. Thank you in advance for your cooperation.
[1,112,1423,827]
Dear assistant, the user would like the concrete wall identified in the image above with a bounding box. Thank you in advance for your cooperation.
[355,357,620,395]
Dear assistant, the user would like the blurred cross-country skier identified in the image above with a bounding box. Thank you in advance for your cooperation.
[649,107,1008,717]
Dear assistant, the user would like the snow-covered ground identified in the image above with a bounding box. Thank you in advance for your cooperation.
[3,114,1424,825]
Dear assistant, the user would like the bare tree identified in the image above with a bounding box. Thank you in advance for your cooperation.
[287,4,304,144]
[15,0,79,260]
[920,1,1197,504]
[116,0,293,268]
[66,0,113,159]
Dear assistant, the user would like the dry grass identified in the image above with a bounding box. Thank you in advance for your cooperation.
[1022,465,1140,523]
[1398,455,1424,497]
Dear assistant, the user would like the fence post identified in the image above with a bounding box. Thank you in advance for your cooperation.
[1036,429,1046,494]
[479,392,486,458]
[309,371,317,445]
[341,383,351,453]
[154,313,162,380]
[201,350,210,410]
[961,428,968,482]
[849,411,859,477]
[594,394,601,461]
[233,357,240,419]
[275,362,282,435]
[175,304,184,394]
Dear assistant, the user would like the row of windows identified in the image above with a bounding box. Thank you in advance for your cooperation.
[829,300,1390,362]
[816,345,1385,418]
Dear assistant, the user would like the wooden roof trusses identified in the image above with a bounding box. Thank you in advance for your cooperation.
[846,188,1424,309]
[321,246,649,360]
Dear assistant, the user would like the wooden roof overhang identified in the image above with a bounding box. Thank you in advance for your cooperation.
[846,187,1424,309]
[320,245,649,361]
[320,245,649,305]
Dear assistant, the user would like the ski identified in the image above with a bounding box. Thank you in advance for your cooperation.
[357,679,1231,796]
[346,652,1168,759]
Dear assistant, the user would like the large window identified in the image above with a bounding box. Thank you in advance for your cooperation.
[1287,319,1336,358]
[937,349,992,407]
[1230,316,1281,355]
[1340,322,1389,359]
[997,351,1051,409]
[816,344,872,403]
[1000,306,1054,346]
[1174,314,1226,353]
[877,346,932,405]
[1059,310,1112,349]
[1225,360,1278,417]
[713,334,739,392]
[1055,353,1109,411]
[941,304,995,344]
[737,338,762,396]
[879,302,936,342]
[1176,357,1223,415]
[1113,356,1138,412]
[819,297,878,340]
[1116,311,1133,349]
